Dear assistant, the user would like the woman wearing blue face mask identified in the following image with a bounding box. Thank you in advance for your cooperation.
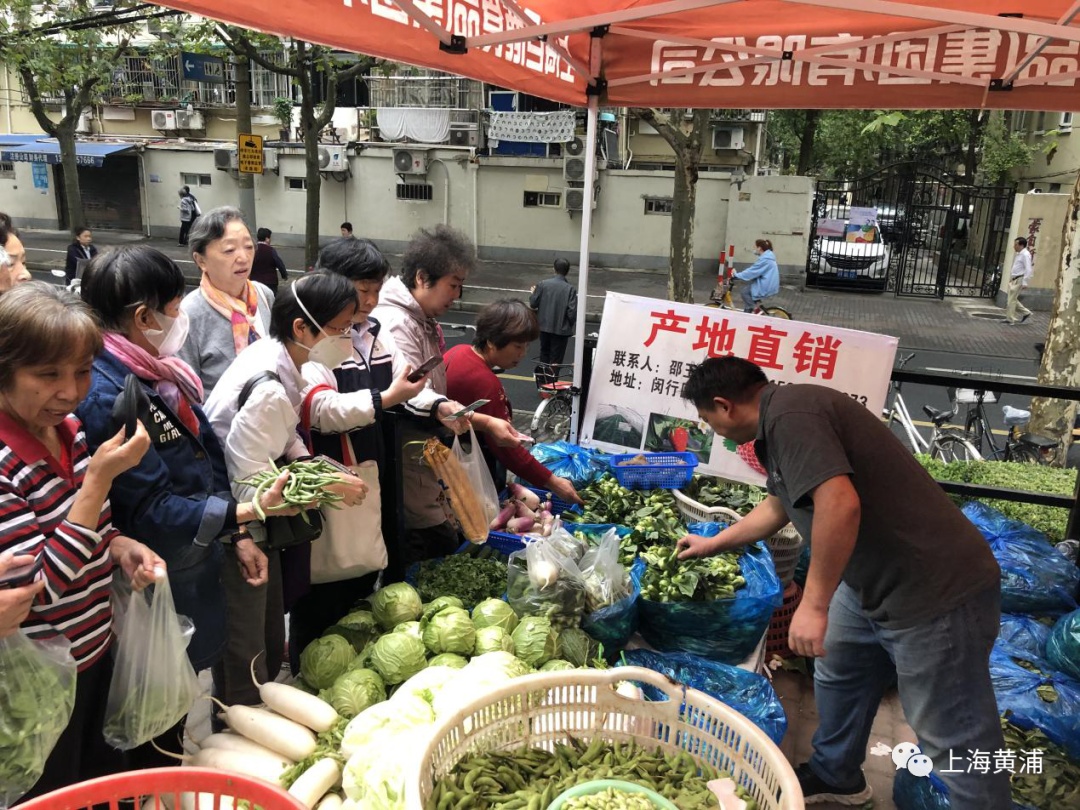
[202,272,367,707]
[732,238,780,312]
[77,246,301,763]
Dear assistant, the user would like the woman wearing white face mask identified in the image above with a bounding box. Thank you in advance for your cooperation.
[203,272,367,707]
[76,247,303,763]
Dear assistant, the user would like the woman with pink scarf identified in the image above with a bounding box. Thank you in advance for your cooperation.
[75,246,296,765]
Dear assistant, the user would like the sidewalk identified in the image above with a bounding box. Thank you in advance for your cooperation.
[23,228,1046,361]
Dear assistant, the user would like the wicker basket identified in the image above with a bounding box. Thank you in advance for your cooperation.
[766,525,804,588]
[406,666,801,810]
[766,582,804,659]
[672,489,744,525]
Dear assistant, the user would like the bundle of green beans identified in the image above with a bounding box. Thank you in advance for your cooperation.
[425,737,757,810]
[238,457,346,520]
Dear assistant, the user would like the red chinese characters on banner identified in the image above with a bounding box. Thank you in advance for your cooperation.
[644,309,691,347]
[746,323,788,370]
[692,315,737,357]
[793,332,843,379]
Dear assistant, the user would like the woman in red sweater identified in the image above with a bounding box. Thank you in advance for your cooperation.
[444,299,581,506]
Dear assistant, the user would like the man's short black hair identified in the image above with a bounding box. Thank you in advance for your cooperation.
[682,357,768,410]
[340,222,353,233]
[257,227,272,242]
[1015,236,1028,248]
[554,258,570,276]
[402,224,475,289]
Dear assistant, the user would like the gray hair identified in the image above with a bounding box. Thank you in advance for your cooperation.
[188,206,250,257]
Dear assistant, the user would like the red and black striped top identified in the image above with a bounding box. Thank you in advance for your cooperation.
[0,411,120,671]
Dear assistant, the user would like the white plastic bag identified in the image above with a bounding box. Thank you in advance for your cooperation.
[451,426,500,532]
[0,631,76,805]
[579,528,630,612]
[103,574,200,750]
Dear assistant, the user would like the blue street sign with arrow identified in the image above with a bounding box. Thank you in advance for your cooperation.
[181,52,226,84]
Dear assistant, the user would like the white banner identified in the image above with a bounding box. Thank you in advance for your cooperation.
[579,293,899,486]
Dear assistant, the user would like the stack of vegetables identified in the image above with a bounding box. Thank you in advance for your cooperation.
[682,475,767,516]
[488,481,560,536]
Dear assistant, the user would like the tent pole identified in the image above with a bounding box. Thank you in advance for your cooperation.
[569,94,600,444]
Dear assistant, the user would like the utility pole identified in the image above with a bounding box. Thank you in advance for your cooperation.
[233,53,257,228]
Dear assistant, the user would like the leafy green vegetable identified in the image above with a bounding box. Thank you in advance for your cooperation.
[427,653,468,669]
[300,634,357,690]
[416,550,508,608]
[684,474,766,514]
[337,609,377,633]
[511,616,558,667]
[370,583,423,630]
[640,543,746,602]
[421,596,464,622]
[393,620,422,640]
[471,598,519,633]
[421,607,476,656]
[369,632,428,685]
[555,627,602,667]
[539,659,576,672]
[1001,714,1080,808]
[322,623,373,653]
[473,626,515,655]
[326,668,386,720]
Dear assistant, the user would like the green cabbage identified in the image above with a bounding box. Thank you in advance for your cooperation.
[428,653,468,669]
[393,620,422,640]
[471,598,518,633]
[432,652,530,719]
[371,583,423,630]
[300,634,356,689]
[422,607,476,656]
[473,626,515,656]
[392,665,458,707]
[369,632,427,685]
[326,668,386,720]
[341,694,435,807]
[422,596,464,621]
[556,627,602,667]
[341,693,435,758]
[338,609,377,633]
[511,616,558,667]
[539,659,575,671]
[322,624,372,652]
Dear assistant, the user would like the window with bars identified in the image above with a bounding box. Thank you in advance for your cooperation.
[523,191,561,208]
[397,183,433,201]
[286,176,308,191]
[180,173,212,187]
[644,197,674,215]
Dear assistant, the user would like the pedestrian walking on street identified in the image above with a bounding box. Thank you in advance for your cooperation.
[529,258,577,385]
[64,227,98,285]
[1005,236,1033,325]
[178,185,201,246]
[250,228,289,295]
[340,222,354,238]
[677,357,1009,809]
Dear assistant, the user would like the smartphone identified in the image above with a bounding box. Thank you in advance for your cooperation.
[407,356,443,383]
[445,399,489,421]
[117,374,149,443]
[0,555,43,590]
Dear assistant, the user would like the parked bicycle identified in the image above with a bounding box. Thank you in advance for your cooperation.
[883,353,982,461]
[530,360,574,444]
[956,388,1057,464]
[706,272,791,318]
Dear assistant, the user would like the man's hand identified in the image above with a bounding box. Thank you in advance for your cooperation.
[545,475,582,506]
[0,551,45,638]
[479,417,524,447]
[110,536,166,591]
[788,601,829,658]
[676,533,726,559]
[234,537,268,587]
[383,364,431,409]
[437,401,472,435]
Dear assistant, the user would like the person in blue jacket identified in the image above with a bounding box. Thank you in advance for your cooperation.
[75,246,293,764]
[733,239,780,312]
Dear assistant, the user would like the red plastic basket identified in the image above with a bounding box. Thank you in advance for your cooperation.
[766,582,804,659]
[16,767,308,810]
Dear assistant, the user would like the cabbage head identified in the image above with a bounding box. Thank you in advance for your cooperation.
[341,693,435,758]
[471,598,518,633]
[556,627,602,668]
[393,621,422,640]
[338,609,377,634]
[422,607,476,656]
[392,665,458,707]
[300,634,356,689]
[473,626,515,656]
[369,632,427,685]
[540,659,575,672]
[327,668,386,720]
[371,582,423,630]
[511,616,558,667]
[422,596,464,621]
[432,652,530,719]
[428,653,468,669]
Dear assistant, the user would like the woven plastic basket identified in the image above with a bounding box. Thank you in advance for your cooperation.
[607,452,699,489]
[766,525,804,588]
[766,582,804,659]
[16,767,307,810]
[406,666,801,810]
[672,489,744,525]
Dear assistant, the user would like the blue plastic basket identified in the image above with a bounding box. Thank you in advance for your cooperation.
[606,452,699,489]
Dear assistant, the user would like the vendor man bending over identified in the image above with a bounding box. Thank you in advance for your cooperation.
[677,357,1007,809]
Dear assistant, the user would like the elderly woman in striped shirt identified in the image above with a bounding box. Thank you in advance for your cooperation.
[0,282,164,799]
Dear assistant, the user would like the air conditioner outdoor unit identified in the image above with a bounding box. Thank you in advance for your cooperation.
[152,110,177,131]
[393,148,428,175]
[318,146,347,172]
[564,187,598,213]
[213,148,237,171]
[174,109,205,130]
[563,155,586,182]
[564,136,585,156]
[448,123,478,147]
[336,125,359,143]
[75,111,92,134]
[712,126,746,151]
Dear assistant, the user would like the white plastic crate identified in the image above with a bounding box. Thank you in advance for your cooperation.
[672,489,744,525]
[407,667,801,810]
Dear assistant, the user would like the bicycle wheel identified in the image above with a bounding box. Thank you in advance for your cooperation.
[761,306,792,319]
[1006,444,1046,465]
[930,434,982,463]
[531,394,573,444]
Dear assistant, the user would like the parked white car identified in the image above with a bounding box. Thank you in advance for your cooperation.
[814,227,891,280]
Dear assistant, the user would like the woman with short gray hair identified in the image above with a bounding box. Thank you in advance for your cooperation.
[177,207,274,393]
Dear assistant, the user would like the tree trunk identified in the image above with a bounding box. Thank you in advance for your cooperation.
[296,45,322,270]
[797,110,820,176]
[668,154,697,303]
[233,54,257,230]
[55,123,84,231]
[1027,170,1080,464]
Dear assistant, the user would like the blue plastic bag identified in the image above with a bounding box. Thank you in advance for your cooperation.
[962,502,1079,616]
[990,640,1080,760]
[1046,609,1080,682]
[617,649,788,745]
[638,523,782,664]
[893,770,952,810]
[530,441,606,486]
[999,614,1054,660]
[582,558,645,655]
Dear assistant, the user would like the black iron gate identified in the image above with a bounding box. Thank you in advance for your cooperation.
[807,163,1015,299]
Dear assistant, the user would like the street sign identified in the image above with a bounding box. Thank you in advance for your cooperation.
[237,133,264,174]
[181,52,226,84]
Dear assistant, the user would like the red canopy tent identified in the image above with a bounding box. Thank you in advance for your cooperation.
[159,0,1080,434]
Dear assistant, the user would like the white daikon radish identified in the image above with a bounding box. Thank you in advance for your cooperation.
[211,697,318,761]
[315,794,345,810]
[199,732,296,764]
[250,657,339,732]
[190,746,289,783]
[289,758,342,808]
